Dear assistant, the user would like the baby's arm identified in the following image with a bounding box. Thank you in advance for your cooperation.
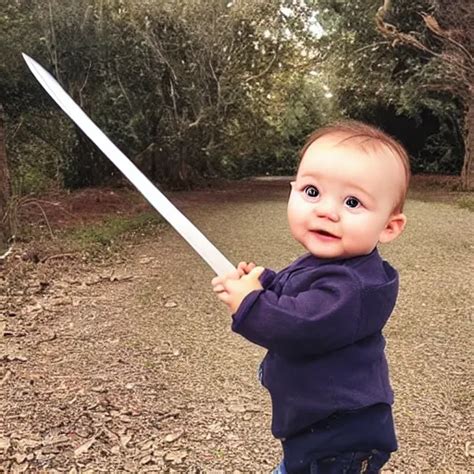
[211,262,264,314]
[232,265,365,357]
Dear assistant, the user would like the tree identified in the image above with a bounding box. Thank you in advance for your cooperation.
[7,0,320,188]
[309,0,466,177]
[0,105,12,249]
[376,0,473,189]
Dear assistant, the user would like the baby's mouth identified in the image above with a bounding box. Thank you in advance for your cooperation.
[313,229,340,239]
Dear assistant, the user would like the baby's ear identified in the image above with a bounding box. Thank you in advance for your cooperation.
[379,213,407,244]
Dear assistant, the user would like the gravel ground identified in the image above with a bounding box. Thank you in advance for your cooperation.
[1,180,473,473]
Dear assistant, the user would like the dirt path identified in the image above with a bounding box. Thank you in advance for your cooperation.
[1,181,473,473]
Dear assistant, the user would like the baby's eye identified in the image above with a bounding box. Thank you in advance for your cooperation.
[303,185,319,199]
[345,196,361,208]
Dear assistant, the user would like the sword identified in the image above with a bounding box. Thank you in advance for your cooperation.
[22,53,235,276]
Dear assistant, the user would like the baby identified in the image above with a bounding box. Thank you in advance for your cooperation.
[212,120,410,473]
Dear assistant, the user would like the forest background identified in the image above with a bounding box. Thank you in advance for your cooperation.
[0,0,472,248]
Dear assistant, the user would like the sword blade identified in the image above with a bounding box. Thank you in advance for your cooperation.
[22,53,235,276]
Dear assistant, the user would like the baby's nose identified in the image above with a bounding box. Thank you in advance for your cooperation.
[314,199,339,221]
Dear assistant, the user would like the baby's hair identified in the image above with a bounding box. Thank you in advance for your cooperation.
[299,120,411,212]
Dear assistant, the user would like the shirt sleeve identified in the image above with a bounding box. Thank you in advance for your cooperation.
[231,265,363,358]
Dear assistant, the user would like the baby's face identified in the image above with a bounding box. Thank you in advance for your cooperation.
[287,134,406,259]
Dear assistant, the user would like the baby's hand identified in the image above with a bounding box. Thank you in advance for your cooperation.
[211,261,256,293]
[212,265,265,314]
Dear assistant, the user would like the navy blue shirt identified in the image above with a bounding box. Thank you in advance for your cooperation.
[231,249,398,465]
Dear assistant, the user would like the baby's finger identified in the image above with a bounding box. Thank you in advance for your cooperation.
[246,262,257,272]
[237,262,248,276]
[213,283,225,293]
[216,291,231,304]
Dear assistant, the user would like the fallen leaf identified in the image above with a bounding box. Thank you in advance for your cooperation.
[164,431,184,443]
[164,450,188,464]
[11,462,29,473]
[50,297,72,307]
[140,440,154,451]
[120,433,132,449]
[17,439,41,450]
[111,445,120,455]
[140,455,152,465]
[4,355,28,363]
[74,437,96,457]
[0,437,11,450]
[14,453,26,464]
[22,304,41,315]
[0,370,12,386]
[43,434,70,446]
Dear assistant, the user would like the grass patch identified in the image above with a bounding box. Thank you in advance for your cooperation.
[456,195,474,212]
[66,212,165,249]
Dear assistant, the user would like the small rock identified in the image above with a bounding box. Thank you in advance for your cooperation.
[164,301,177,308]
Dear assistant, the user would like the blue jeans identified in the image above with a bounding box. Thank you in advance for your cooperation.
[272,449,390,474]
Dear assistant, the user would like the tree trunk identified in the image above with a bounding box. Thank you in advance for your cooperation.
[0,104,12,249]
[461,94,473,190]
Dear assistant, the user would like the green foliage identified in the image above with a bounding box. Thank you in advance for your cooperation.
[1,0,469,192]
[414,118,464,173]
[315,0,466,175]
[66,212,163,248]
[457,196,474,212]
